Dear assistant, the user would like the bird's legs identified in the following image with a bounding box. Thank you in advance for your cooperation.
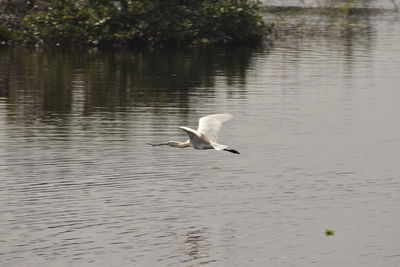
[223,148,240,154]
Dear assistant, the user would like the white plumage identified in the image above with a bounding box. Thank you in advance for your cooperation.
[148,113,239,154]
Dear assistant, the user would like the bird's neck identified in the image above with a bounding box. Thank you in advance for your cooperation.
[168,141,191,148]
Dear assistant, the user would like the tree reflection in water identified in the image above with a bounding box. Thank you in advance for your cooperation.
[0,45,262,125]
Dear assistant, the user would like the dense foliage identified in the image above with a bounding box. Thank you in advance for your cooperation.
[1,0,269,46]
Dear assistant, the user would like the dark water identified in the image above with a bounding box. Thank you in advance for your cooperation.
[1,12,400,267]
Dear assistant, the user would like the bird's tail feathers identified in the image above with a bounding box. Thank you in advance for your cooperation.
[211,142,227,151]
[212,142,240,154]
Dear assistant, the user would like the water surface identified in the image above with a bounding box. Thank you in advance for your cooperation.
[0,11,400,267]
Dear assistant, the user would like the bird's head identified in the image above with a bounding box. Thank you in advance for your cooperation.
[147,141,190,148]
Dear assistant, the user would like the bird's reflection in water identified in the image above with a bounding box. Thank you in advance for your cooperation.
[179,227,218,265]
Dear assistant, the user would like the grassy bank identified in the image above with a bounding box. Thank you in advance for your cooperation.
[0,0,271,46]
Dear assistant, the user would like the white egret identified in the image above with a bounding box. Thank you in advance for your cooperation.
[148,113,240,154]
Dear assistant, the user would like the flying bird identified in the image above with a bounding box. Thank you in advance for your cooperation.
[148,113,240,154]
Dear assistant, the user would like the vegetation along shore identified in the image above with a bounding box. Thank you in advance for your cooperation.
[0,0,273,47]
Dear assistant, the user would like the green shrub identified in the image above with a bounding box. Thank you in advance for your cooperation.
[19,0,268,46]
[0,25,16,41]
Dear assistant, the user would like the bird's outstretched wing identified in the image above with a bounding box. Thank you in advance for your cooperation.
[179,126,213,149]
[179,126,201,139]
[197,113,233,142]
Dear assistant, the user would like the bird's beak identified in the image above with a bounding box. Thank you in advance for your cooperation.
[147,142,168,146]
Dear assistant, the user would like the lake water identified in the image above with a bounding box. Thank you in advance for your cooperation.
[0,9,400,267]
[260,0,400,9]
